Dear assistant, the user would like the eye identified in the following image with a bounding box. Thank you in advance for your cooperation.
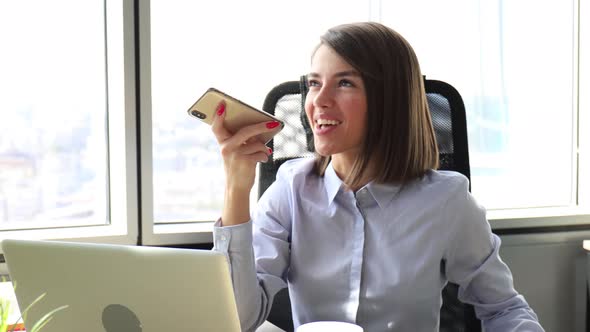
[338,79,354,87]
[307,79,321,88]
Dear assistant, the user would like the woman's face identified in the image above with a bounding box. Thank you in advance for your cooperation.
[305,44,368,161]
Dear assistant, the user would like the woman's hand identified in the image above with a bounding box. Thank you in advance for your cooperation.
[210,101,279,225]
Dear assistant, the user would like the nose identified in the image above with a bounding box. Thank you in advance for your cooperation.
[312,85,334,109]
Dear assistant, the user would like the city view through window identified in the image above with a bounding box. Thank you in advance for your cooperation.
[0,1,108,228]
[0,0,581,231]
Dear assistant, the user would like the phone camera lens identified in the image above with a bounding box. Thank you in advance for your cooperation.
[191,110,206,119]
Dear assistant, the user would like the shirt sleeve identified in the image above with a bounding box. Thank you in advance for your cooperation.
[212,167,293,332]
[444,177,545,331]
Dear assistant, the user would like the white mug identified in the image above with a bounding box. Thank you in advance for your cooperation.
[296,321,363,332]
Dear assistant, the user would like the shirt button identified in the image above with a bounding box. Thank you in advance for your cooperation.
[219,235,227,242]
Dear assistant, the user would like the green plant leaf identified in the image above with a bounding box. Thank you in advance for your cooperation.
[1,280,67,332]
[8,293,67,332]
[28,305,67,332]
[0,276,9,332]
[0,301,9,330]
[19,292,48,323]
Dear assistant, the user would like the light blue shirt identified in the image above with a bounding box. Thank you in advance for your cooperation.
[213,158,543,332]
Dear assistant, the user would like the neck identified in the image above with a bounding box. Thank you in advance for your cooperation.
[332,153,375,192]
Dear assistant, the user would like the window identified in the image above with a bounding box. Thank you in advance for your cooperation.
[142,0,375,244]
[381,0,577,212]
[0,0,137,244]
[142,0,589,243]
[1,1,588,248]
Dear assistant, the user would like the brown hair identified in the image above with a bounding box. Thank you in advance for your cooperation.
[312,22,438,187]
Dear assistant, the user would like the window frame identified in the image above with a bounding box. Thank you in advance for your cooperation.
[578,0,590,211]
[489,0,590,230]
[0,0,139,251]
[138,0,590,244]
[137,1,214,245]
[3,0,583,248]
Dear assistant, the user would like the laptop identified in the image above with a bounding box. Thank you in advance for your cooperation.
[1,239,241,332]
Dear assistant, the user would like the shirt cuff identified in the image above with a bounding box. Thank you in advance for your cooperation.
[212,218,253,254]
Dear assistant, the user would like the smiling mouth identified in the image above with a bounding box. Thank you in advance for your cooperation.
[315,119,342,130]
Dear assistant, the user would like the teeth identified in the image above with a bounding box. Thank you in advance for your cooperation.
[316,119,340,125]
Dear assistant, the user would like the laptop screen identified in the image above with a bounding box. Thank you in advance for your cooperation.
[2,239,240,332]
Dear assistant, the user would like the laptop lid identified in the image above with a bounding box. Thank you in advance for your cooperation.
[2,239,241,332]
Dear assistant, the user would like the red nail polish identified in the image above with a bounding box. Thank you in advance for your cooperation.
[267,147,273,154]
[216,102,225,116]
[266,121,280,129]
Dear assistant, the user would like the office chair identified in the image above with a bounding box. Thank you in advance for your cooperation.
[257,76,479,332]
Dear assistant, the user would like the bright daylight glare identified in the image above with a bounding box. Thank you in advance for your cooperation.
[0,1,108,229]
[150,0,371,222]
[151,0,575,224]
[380,0,575,210]
[0,0,577,230]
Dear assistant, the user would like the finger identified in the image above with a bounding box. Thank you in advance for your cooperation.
[244,144,272,164]
[220,140,270,160]
[211,101,232,142]
[238,141,272,157]
[225,120,281,149]
[242,151,271,164]
[255,152,271,163]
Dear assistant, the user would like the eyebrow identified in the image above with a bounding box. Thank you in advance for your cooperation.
[307,70,361,78]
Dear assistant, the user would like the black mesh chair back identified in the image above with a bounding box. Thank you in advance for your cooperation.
[258,76,479,332]
[425,79,471,182]
[258,79,314,195]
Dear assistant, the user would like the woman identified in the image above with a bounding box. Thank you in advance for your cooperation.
[210,22,543,332]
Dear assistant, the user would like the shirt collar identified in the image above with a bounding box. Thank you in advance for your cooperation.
[324,162,402,208]
[366,181,402,209]
[324,162,345,205]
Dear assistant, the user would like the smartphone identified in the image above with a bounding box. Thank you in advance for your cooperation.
[187,88,284,144]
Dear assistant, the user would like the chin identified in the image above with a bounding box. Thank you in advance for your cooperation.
[316,151,331,157]
[313,144,335,157]
[314,137,344,156]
